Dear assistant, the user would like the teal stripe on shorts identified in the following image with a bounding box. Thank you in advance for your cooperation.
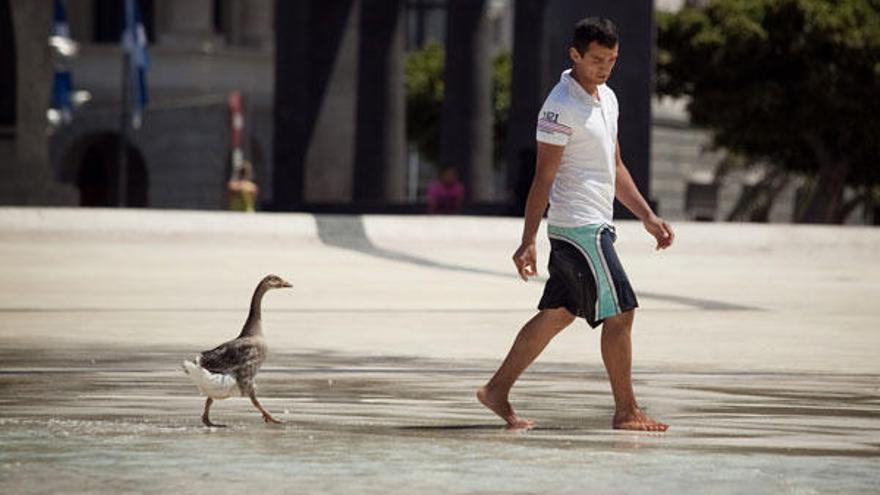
[547,224,620,320]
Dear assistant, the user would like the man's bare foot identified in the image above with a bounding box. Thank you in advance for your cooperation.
[613,408,668,432]
[476,386,534,431]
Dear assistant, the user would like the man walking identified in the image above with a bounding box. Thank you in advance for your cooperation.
[477,17,673,431]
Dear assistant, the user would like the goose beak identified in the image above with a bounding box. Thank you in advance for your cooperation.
[281,280,293,288]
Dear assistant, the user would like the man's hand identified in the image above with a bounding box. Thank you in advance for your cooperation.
[512,242,538,281]
[643,215,674,250]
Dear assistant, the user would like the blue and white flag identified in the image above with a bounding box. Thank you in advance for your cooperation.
[51,0,74,123]
[122,0,149,129]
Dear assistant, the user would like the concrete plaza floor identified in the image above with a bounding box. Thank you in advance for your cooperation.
[0,208,878,494]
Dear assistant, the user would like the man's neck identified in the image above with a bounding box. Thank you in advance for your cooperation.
[570,68,599,99]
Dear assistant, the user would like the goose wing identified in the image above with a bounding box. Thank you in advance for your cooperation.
[198,338,261,374]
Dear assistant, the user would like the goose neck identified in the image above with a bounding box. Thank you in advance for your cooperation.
[244,283,269,330]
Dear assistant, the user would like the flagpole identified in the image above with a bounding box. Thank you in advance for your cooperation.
[118,32,129,207]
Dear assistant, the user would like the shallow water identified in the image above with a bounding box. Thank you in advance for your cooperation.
[1,349,878,494]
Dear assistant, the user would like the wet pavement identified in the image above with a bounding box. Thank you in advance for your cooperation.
[1,209,879,494]
[1,347,879,494]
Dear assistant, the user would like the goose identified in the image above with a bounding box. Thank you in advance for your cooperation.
[182,274,292,427]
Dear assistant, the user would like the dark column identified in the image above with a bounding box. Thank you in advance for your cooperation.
[272,0,308,208]
[301,0,359,203]
[506,0,549,215]
[543,0,654,218]
[273,0,360,208]
[441,0,493,202]
[354,0,405,203]
[0,0,15,127]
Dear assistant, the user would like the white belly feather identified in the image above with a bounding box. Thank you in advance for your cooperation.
[182,357,240,399]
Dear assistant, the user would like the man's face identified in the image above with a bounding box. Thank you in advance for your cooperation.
[570,42,619,86]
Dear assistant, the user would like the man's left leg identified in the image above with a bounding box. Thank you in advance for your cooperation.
[601,310,668,431]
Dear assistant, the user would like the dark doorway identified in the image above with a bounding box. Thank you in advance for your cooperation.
[0,0,15,126]
[76,134,148,207]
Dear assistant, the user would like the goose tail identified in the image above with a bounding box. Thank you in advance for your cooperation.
[181,355,240,399]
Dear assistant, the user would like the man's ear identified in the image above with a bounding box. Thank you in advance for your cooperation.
[568,46,581,63]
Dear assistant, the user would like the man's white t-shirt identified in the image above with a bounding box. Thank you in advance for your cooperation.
[536,69,619,227]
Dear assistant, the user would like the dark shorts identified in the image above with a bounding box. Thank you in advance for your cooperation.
[538,224,639,328]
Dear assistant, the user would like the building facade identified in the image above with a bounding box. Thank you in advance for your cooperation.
[6,0,723,222]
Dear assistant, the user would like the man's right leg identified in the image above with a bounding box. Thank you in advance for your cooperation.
[477,307,576,429]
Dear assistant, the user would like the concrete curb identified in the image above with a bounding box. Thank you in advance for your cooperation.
[0,207,318,239]
[1,207,878,251]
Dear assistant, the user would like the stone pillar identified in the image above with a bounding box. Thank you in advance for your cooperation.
[2,0,76,205]
[154,0,216,48]
[543,0,654,216]
[11,0,51,175]
[222,0,274,49]
[302,0,359,203]
[354,0,405,203]
[506,0,548,215]
[272,0,308,208]
[65,0,94,42]
[273,0,360,208]
[442,0,493,203]
[238,0,274,49]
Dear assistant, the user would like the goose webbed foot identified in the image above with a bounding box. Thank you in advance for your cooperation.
[262,414,282,424]
[249,390,283,425]
[201,397,226,427]
[202,416,227,428]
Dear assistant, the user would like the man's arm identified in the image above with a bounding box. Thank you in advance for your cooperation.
[614,139,675,250]
[513,142,565,280]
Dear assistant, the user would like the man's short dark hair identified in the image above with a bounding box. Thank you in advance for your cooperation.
[572,17,618,54]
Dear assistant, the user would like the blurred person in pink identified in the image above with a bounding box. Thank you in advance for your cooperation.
[426,167,465,214]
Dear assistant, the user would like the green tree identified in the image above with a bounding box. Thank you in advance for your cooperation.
[492,50,512,166]
[405,42,445,166]
[404,42,512,168]
[657,0,880,223]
